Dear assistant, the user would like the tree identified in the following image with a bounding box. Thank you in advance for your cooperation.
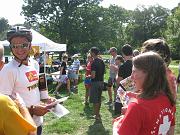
[125,5,169,48]
[165,4,180,59]
[22,0,103,53]
[0,17,10,40]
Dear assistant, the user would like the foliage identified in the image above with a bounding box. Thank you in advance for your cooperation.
[0,17,10,40]
[125,5,169,48]
[22,0,103,53]
[165,5,180,59]
[0,1,178,59]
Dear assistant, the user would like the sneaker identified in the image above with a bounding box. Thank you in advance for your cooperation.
[93,115,101,122]
[53,91,59,95]
[70,87,74,92]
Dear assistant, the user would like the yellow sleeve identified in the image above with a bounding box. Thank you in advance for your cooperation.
[0,95,37,135]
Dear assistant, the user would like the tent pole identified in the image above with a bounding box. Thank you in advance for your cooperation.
[44,44,46,73]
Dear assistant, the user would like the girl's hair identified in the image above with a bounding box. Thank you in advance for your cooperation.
[115,55,124,63]
[62,53,68,60]
[133,52,175,105]
[87,53,92,58]
[141,38,171,66]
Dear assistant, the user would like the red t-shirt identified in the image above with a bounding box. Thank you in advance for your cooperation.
[85,61,92,77]
[117,94,176,135]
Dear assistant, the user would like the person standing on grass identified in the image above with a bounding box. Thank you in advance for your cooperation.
[84,53,93,105]
[68,54,80,93]
[106,47,118,105]
[113,52,176,135]
[0,26,55,135]
[113,55,124,104]
[89,47,105,121]
[115,44,133,115]
[54,53,70,96]
[0,43,36,135]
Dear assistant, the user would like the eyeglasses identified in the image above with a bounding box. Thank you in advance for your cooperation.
[10,43,30,49]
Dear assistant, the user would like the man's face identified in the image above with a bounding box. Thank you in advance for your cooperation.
[10,37,31,60]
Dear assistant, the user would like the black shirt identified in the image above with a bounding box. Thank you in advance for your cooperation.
[118,60,132,79]
[91,58,105,82]
[61,61,67,75]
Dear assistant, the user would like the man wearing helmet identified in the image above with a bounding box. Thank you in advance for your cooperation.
[0,26,54,135]
[6,26,33,66]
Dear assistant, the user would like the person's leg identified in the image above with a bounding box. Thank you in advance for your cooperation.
[107,78,113,103]
[74,75,78,93]
[113,81,117,102]
[94,82,103,120]
[114,102,123,116]
[84,85,90,104]
[66,79,71,94]
[107,86,113,102]
[54,82,62,94]
[37,125,42,135]
[93,102,101,119]
[66,79,70,95]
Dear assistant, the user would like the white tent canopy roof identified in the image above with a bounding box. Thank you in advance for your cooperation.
[0,29,66,52]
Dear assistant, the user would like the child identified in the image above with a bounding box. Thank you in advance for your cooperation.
[68,54,80,93]
[84,53,93,105]
[54,53,70,96]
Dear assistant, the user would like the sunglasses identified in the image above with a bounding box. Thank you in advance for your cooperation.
[10,43,30,49]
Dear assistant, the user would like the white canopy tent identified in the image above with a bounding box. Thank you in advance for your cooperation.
[30,29,66,52]
[0,29,67,52]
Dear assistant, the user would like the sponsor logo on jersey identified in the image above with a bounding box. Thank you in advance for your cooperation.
[26,71,38,82]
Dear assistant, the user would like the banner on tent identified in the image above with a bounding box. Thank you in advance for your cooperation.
[30,46,40,56]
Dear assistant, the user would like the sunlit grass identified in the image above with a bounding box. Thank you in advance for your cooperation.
[43,60,180,135]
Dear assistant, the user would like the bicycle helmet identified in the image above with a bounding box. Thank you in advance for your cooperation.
[7,26,32,67]
[7,26,32,43]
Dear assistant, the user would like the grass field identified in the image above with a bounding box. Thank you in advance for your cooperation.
[43,62,180,135]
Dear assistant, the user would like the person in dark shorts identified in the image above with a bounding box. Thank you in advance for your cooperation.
[106,47,118,105]
[115,44,133,116]
[89,47,105,121]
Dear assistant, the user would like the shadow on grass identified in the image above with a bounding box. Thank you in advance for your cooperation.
[80,104,94,119]
[107,104,115,118]
[87,121,110,135]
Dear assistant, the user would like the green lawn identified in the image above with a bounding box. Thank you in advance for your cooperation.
[43,62,180,135]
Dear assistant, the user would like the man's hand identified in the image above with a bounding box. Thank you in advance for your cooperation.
[41,96,56,104]
[31,104,49,116]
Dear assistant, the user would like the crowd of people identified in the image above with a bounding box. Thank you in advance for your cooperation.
[0,25,179,135]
